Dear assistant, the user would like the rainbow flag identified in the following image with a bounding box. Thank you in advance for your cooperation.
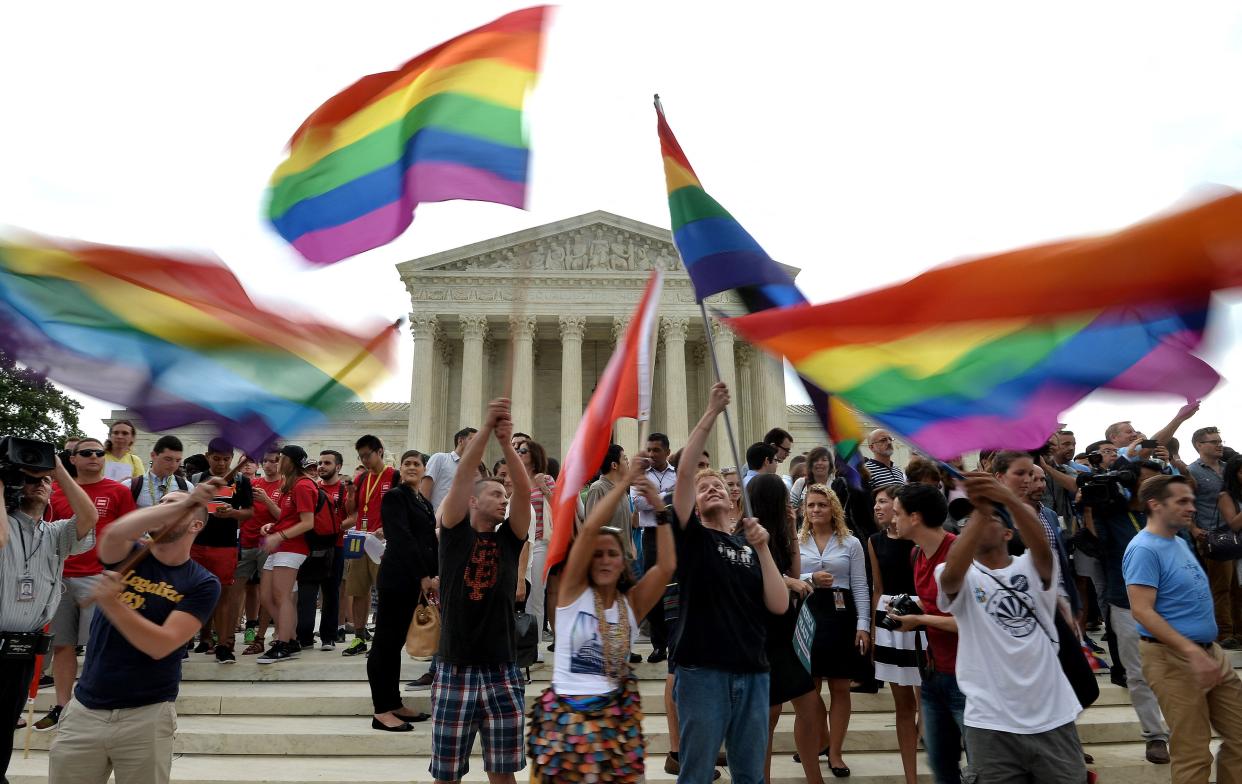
[0,237,398,454]
[657,98,866,471]
[726,193,1242,459]
[268,7,550,264]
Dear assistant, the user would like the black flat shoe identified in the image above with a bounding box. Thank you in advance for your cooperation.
[829,762,851,778]
[393,711,430,723]
[371,717,413,732]
[793,746,831,764]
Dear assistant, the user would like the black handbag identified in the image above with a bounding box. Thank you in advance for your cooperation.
[514,610,539,669]
[1205,528,1242,561]
[297,548,334,584]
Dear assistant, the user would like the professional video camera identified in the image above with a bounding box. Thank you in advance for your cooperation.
[1076,467,1137,510]
[0,436,57,511]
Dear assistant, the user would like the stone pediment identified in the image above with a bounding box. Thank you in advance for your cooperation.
[396,210,800,279]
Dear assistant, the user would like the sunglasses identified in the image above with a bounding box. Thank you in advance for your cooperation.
[516,448,530,455]
[75,449,106,457]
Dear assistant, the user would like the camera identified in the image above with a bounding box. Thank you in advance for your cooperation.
[1,436,57,511]
[1076,468,1136,510]
[878,593,921,631]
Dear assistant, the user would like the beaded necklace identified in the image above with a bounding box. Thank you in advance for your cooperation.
[592,587,632,684]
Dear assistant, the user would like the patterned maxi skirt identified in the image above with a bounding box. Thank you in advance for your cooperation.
[527,678,645,783]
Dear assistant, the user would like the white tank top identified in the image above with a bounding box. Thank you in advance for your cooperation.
[552,587,639,696]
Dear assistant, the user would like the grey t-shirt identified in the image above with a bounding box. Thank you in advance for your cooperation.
[424,451,462,511]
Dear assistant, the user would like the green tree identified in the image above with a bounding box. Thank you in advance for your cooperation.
[0,351,86,444]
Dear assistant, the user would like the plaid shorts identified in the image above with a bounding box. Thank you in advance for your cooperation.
[429,662,525,780]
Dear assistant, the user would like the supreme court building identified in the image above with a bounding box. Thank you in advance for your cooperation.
[107,212,907,469]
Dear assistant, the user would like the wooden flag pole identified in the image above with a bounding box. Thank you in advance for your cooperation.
[698,302,753,519]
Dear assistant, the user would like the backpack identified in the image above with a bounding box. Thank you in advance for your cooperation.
[129,473,188,502]
[305,481,341,550]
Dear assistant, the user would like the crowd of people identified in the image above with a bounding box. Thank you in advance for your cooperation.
[4,391,1242,784]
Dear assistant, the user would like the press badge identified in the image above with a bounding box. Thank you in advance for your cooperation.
[833,591,846,611]
[360,516,368,531]
[18,577,35,602]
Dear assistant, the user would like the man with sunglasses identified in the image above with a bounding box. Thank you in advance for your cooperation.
[1,456,98,782]
[35,438,137,732]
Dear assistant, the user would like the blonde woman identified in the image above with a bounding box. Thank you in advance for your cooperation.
[720,466,745,523]
[797,484,872,778]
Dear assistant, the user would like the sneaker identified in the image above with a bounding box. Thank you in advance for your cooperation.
[286,640,302,657]
[244,627,257,645]
[193,638,212,654]
[297,639,316,650]
[1220,637,1242,651]
[336,626,347,643]
[37,675,54,690]
[215,645,236,665]
[629,652,643,664]
[257,641,291,664]
[357,627,373,642]
[342,638,368,657]
[33,705,62,732]
[1083,635,1105,654]
[1145,739,1170,764]
[404,672,434,691]
[242,640,265,655]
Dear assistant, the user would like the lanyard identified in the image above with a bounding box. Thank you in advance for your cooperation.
[360,470,384,530]
[17,519,43,576]
[147,473,170,507]
[648,466,675,494]
[1127,512,1142,533]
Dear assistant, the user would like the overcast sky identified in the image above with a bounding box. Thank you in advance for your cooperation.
[4,1,1242,454]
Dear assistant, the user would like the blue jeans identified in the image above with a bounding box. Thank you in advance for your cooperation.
[922,671,967,784]
[674,666,768,784]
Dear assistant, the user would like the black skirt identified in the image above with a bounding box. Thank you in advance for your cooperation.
[809,588,873,681]
[766,600,813,706]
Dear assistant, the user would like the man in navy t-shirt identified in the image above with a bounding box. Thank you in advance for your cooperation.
[1125,474,1242,783]
[49,479,221,784]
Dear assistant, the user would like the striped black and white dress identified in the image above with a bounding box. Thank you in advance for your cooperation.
[868,530,924,687]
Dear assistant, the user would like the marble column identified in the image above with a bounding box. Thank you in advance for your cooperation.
[709,318,740,467]
[435,340,454,451]
[612,316,639,454]
[762,352,788,432]
[660,316,690,450]
[735,343,754,447]
[406,313,439,454]
[459,315,488,431]
[510,315,537,433]
[558,315,586,460]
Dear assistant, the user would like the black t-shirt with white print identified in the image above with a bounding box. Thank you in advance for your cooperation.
[669,510,770,672]
[437,516,524,666]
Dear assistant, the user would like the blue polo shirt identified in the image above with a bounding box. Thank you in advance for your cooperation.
[1122,529,1217,643]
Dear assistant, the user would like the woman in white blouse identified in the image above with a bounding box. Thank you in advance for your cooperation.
[798,483,872,778]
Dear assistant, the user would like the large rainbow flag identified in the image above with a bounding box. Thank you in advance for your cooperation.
[726,192,1242,458]
[657,98,866,469]
[268,7,550,264]
[0,237,397,454]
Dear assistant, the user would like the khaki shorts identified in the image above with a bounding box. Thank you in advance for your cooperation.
[50,699,177,784]
[50,575,101,649]
[344,557,380,598]
[233,547,268,583]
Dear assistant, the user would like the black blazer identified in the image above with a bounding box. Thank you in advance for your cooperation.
[378,484,438,584]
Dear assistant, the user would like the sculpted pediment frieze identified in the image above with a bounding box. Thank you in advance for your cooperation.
[422,224,684,275]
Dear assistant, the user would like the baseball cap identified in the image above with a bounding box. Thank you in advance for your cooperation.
[279,444,308,466]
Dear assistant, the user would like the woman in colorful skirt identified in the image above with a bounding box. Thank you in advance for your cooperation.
[528,459,674,783]
[867,483,923,784]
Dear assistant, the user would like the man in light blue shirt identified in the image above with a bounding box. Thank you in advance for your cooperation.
[1124,474,1242,782]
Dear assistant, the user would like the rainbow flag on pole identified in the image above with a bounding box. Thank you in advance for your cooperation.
[657,97,866,472]
[727,193,1242,458]
[0,237,398,454]
[268,7,550,264]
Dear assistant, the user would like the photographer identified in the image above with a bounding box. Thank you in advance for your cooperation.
[1083,459,1172,763]
[935,473,1087,782]
[1,452,98,783]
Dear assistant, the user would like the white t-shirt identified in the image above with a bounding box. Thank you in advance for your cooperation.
[424,451,461,511]
[935,553,1081,734]
[552,587,638,697]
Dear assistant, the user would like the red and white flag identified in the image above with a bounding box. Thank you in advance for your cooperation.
[545,269,663,575]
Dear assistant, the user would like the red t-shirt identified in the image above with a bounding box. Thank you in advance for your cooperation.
[244,476,283,549]
[913,532,959,675]
[354,467,394,533]
[273,477,316,555]
[52,478,138,578]
[319,479,349,546]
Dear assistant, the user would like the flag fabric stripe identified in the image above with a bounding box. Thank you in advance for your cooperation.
[0,238,397,454]
[269,93,527,215]
[667,186,733,230]
[268,6,549,264]
[726,193,1242,458]
[545,270,663,575]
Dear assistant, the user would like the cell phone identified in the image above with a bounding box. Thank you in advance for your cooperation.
[1140,439,1158,450]
[208,484,235,514]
